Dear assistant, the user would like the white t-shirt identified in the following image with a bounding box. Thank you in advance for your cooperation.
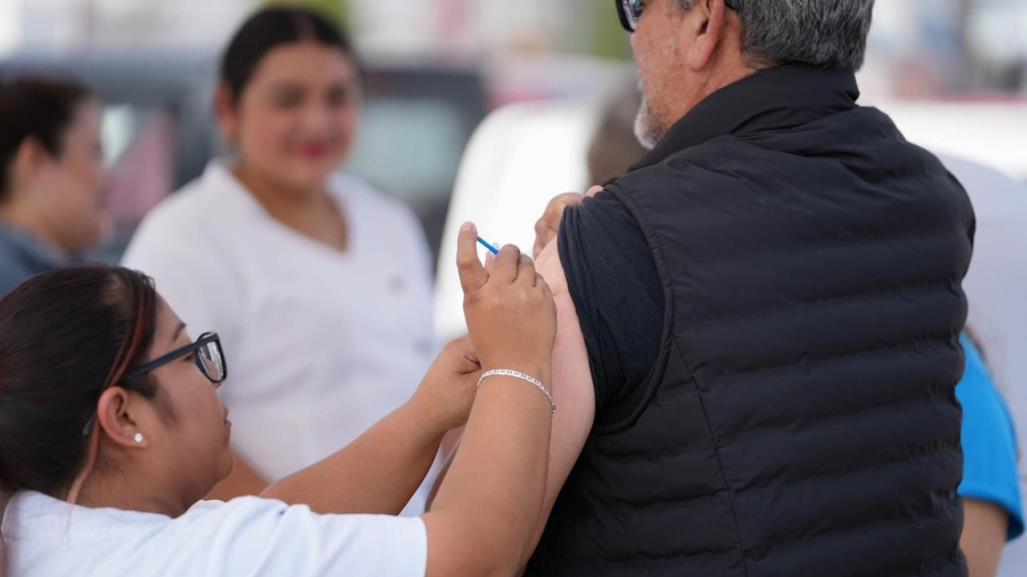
[1,491,426,577]
[121,162,438,513]
[941,156,1027,577]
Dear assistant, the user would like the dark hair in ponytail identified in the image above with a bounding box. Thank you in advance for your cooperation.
[220,5,358,105]
[0,266,159,499]
[0,76,92,201]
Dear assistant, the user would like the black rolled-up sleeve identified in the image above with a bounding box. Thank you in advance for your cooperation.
[557,190,664,424]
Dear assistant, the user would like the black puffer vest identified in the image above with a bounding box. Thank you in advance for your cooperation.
[526,65,973,577]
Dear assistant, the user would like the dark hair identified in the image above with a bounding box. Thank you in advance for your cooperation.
[220,5,358,104]
[0,77,92,201]
[0,266,159,498]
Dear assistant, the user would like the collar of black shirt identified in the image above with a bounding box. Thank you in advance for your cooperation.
[632,63,861,170]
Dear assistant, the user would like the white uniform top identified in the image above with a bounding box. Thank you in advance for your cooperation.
[941,156,1027,577]
[122,161,438,512]
[1,491,427,577]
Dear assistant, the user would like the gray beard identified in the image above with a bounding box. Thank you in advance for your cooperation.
[634,93,662,150]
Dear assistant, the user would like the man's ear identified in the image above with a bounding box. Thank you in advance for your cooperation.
[684,0,731,71]
[11,137,53,189]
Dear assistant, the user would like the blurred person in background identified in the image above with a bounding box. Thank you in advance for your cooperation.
[0,77,108,296]
[520,1,974,575]
[585,85,649,186]
[957,332,1023,577]
[122,6,438,509]
[941,155,1027,577]
[0,229,559,577]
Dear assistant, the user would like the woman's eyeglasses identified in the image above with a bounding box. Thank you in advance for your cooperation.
[126,332,227,385]
[616,0,739,33]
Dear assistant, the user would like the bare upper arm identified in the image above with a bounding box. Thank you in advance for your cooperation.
[961,498,1009,577]
[529,238,596,542]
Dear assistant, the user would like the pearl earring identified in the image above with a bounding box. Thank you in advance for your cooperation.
[133,433,145,444]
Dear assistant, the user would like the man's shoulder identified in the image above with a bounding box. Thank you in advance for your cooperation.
[571,189,636,219]
[607,137,749,203]
[0,264,34,297]
[0,235,49,296]
[557,188,661,307]
[561,190,645,252]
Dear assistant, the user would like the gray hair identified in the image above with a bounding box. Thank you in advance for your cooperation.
[678,0,876,71]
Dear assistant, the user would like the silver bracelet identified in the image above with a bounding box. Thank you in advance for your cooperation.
[477,369,556,415]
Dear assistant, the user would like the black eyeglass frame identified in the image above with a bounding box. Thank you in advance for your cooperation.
[616,0,740,33]
[124,332,227,384]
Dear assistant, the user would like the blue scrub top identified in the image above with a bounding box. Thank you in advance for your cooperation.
[958,334,1024,541]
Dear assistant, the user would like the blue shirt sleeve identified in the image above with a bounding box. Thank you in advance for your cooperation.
[958,334,1024,541]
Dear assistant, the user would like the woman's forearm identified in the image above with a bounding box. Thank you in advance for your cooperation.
[425,427,464,510]
[424,367,554,577]
[261,399,446,515]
